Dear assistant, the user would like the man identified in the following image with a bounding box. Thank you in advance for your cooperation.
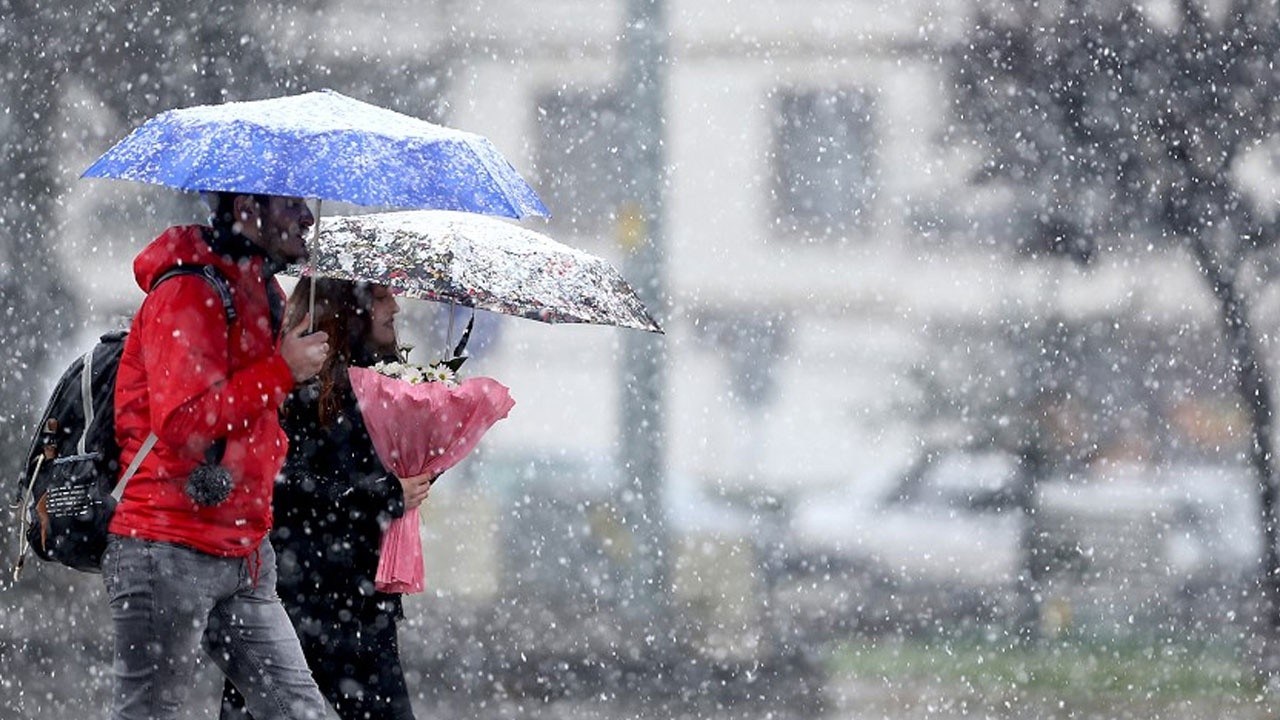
[106,192,330,720]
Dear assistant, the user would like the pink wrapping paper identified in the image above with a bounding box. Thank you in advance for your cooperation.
[348,366,515,593]
[375,507,425,593]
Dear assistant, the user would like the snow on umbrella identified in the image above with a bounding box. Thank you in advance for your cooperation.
[81,89,549,219]
[289,209,663,333]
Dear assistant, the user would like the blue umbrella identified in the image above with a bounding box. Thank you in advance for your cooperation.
[82,89,549,219]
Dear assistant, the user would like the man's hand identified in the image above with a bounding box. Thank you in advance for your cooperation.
[399,472,436,509]
[280,314,329,382]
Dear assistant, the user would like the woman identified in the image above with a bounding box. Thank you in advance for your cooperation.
[221,277,433,720]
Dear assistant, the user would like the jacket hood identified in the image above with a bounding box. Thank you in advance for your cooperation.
[134,225,260,292]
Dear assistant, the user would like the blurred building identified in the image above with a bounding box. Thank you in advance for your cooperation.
[50,0,1265,645]
[426,2,1260,651]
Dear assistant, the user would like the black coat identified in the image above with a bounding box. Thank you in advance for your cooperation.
[271,374,406,619]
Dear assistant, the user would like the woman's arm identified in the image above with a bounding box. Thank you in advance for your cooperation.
[281,384,407,516]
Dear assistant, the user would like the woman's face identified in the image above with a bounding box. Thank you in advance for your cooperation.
[367,284,400,349]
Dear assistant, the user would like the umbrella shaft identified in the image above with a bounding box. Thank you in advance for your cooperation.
[445,300,456,358]
[307,199,323,332]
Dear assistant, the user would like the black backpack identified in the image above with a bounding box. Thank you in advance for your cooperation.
[11,266,236,578]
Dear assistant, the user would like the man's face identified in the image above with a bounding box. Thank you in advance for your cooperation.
[244,195,314,265]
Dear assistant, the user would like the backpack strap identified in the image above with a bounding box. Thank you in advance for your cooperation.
[114,265,236,500]
[76,346,95,457]
[154,265,237,325]
[112,433,157,502]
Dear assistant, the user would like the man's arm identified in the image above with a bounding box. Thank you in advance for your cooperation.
[139,278,294,459]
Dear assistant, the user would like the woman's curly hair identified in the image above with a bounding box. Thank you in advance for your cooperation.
[284,277,399,427]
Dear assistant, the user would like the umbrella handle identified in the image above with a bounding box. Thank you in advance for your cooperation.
[307,198,323,333]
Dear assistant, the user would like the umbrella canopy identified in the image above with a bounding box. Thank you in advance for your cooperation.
[289,210,662,333]
[82,89,549,219]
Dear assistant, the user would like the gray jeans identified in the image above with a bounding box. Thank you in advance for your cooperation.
[102,535,326,720]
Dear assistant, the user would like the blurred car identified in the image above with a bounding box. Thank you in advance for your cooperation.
[793,448,1025,589]
[790,447,1261,635]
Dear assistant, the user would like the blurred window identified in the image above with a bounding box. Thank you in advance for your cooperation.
[533,86,624,237]
[771,87,877,238]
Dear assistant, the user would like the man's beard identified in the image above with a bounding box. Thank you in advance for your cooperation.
[260,229,308,274]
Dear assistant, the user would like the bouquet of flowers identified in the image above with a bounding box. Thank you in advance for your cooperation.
[349,355,514,593]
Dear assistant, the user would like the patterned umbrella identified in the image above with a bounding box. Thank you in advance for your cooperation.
[288,210,662,333]
[82,89,548,219]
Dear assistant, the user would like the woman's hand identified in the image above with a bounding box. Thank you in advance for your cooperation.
[398,471,436,509]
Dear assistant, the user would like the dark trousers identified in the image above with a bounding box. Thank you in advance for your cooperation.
[220,599,415,720]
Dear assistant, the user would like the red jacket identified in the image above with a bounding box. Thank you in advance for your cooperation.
[110,225,296,557]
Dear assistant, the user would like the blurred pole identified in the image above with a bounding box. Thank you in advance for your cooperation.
[616,0,671,637]
[0,9,76,465]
